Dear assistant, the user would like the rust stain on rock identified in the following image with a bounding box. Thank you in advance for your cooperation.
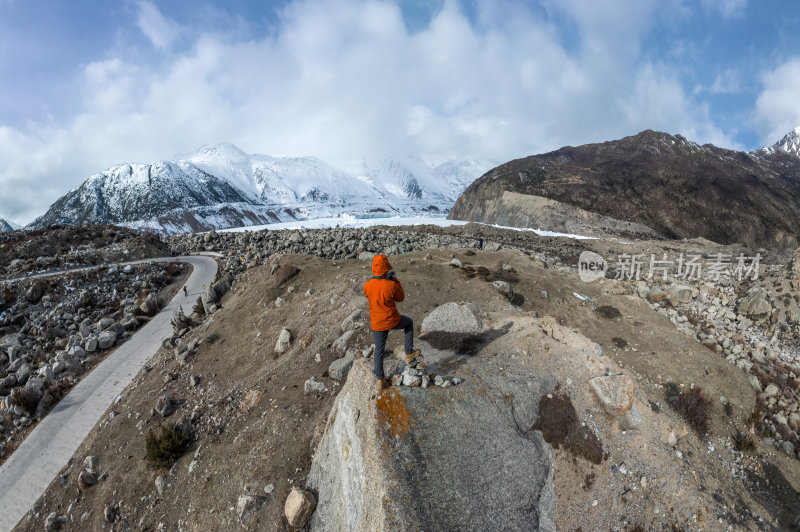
[376,388,413,438]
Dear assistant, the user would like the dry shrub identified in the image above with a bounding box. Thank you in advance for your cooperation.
[464,249,476,256]
[11,386,42,414]
[171,308,194,334]
[611,337,628,349]
[192,296,205,316]
[273,264,299,286]
[596,305,621,319]
[491,263,518,283]
[732,429,756,453]
[532,389,605,464]
[165,262,183,277]
[419,331,487,356]
[665,384,713,436]
[145,423,190,468]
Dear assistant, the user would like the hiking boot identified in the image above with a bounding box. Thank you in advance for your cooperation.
[405,349,426,368]
[375,378,390,393]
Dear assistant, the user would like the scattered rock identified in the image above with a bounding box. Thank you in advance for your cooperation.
[285,488,317,528]
[274,328,293,355]
[332,330,356,356]
[78,470,98,490]
[304,376,328,395]
[155,475,166,496]
[329,357,354,381]
[589,375,635,416]
[84,455,99,474]
[97,330,117,350]
[155,395,175,417]
[491,280,513,299]
[237,494,266,525]
[341,309,365,331]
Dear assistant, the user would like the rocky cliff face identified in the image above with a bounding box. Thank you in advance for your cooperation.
[449,129,800,248]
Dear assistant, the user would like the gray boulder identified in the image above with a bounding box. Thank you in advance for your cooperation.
[332,330,356,356]
[155,395,174,417]
[421,302,482,334]
[737,287,772,319]
[341,309,365,332]
[25,280,46,303]
[304,376,328,395]
[202,277,231,313]
[0,333,23,350]
[329,357,354,381]
[668,284,693,304]
[491,280,513,299]
[307,358,556,531]
[84,337,98,353]
[97,330,116,350]
[15,363,33,384]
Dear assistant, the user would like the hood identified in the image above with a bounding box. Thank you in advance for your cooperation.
[371,254,392,277]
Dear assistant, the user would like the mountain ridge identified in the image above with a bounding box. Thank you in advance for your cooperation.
[30,146,496,234]
[449,127,800,248]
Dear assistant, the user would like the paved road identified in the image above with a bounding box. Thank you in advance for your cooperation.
[0,255,218,531]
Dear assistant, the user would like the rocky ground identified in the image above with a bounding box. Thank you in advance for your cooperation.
[0,260,190,464]
[0,225,169,279]
[10,222,800,531]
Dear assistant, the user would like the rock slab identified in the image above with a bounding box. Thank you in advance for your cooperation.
[420,302,482,334]
[307,358,556,531]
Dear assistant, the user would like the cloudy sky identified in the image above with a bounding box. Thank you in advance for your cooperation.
[1,0,800,224]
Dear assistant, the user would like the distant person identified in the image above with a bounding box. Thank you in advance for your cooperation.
[479,237,484,250]
[183,285,188,296]
[363,254,421,393]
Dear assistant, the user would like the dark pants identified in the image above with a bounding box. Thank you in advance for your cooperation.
[372,315,413,379]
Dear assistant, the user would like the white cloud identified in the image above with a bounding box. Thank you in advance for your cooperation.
[754,57,800,145]
[695,68,741,95]
[700,0,747,18]
[0,0,736,224]
[135,0,181,49]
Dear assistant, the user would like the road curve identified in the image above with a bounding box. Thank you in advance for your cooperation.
[0,255,218,531]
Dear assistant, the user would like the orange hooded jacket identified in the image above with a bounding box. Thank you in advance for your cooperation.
[363,254,405,331]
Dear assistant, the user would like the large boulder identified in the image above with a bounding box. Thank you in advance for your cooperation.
[668,284,693,304]
[202,277,231,313]
[328,357,353,381]
[737,287,772,320]
[307,357,556,531]
[25,280,46,303]
[421,302,482,334]
[97,330,117,350]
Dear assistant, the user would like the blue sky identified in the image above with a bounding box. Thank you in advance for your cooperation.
[1,0,800,224]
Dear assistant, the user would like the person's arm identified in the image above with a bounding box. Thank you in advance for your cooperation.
[393,278,405,302]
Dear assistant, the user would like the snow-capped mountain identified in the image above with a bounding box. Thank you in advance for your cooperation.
[0,218,21,232]
[756,126,800,158]
[29,144,496,234]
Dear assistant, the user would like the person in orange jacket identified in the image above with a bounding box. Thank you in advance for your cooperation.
[363,254,421,393]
